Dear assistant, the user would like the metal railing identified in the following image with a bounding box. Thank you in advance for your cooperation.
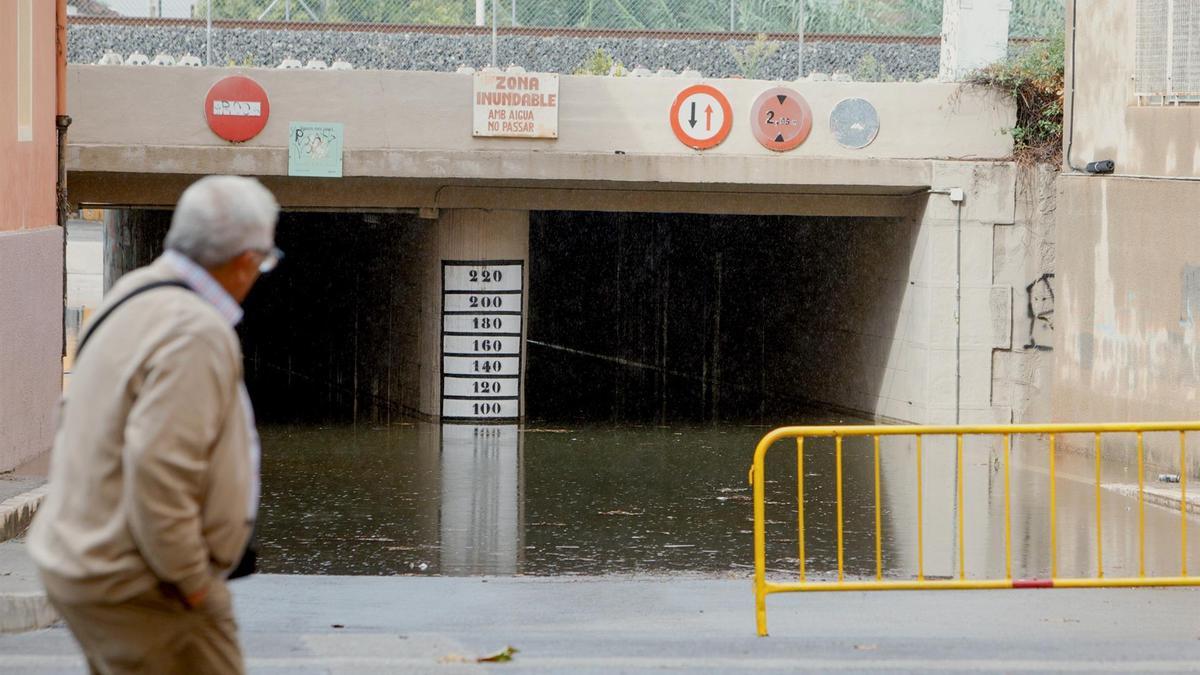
[749,422,1200,637]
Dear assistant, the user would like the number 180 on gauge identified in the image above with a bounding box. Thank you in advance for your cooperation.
[441,261,523,421]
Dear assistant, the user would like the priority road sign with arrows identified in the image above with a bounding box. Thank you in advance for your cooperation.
[670,84,732,150]
[750,87,812,152]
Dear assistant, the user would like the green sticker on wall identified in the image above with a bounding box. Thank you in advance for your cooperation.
[288,122,344,177]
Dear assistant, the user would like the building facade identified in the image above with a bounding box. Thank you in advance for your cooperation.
[1,0,63,471]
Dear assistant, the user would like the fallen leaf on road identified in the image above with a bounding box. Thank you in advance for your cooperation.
[477,646,519,663]
[854,644,878,651]
[438,654,472,664]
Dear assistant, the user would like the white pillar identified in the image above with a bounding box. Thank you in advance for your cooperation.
[939,0,1012,81]
[476,0,486,26]
[417,209,529,421]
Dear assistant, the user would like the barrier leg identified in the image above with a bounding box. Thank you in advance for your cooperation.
[756,585,768,637]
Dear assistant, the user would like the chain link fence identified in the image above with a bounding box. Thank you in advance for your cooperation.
[68,0,1064,81]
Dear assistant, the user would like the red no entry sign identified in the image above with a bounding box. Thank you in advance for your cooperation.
[670,84,732,150]
[750,87,812,152]
[204,75,270,143]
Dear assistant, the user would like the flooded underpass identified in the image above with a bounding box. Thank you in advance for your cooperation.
[216,210,1200,581]
[94,208,1200,581]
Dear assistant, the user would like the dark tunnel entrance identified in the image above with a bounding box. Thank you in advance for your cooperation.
[237,212,421,425]
[103,207,921,426]
[95,204,926,577]
[525,210,920,426]
[104,209,425,425]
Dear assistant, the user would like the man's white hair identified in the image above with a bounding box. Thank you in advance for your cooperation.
[164,176,279,268]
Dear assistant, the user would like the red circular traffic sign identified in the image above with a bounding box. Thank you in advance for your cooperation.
[204,75,270,143]
[670,84,733,150]
[750,87,812,152]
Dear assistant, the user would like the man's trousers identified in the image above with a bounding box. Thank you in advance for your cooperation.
[47,580,244,675]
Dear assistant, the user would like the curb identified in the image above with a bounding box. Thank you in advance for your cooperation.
[0,485,59,633]
[1104,483,1200,515]
[0,485,48,543]
[0,592,58,633]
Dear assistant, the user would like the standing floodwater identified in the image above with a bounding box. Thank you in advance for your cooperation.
[256,420,1200,579]
[257,421,784,576]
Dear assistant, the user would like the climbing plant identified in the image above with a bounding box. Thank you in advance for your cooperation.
[968,30,1064,165]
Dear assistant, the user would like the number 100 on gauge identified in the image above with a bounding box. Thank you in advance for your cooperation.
[441,261,524,420]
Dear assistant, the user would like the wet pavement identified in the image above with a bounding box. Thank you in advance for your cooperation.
[4,575,1200,673]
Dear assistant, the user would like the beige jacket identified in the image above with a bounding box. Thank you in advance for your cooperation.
[30,258,253,605]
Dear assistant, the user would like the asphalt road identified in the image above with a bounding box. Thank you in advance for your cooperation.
[3,575,1200,673]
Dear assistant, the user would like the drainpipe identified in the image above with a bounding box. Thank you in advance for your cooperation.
[954,198,962,426]
[929,187,965,423]
[56,0,72,359]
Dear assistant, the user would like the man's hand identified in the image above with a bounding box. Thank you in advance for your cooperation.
[158,581,208,609]
[184,586,208,609]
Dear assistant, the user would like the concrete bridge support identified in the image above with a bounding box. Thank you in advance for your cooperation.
[939,0,1012,81]
[414,209,530,421]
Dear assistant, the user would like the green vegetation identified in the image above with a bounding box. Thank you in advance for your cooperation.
[226,54,257,66]
[573,48,626,75]
[852,53,893,82]
[729,33,780,79]
[193,0,1065,38]
[968,31,1064,164]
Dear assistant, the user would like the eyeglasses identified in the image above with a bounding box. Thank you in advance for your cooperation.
[256,246,285,274]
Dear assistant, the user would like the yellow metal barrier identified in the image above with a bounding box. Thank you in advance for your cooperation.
[749,422,1200,637]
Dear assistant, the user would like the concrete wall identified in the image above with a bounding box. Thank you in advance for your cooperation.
[1065,0,1200,179]
[0,230,63,472]
[1057,0,1200,472]
[64,66,1014,211]
[992,165,1057,423]
[0,0,63,472]
[1057,175,1200,470]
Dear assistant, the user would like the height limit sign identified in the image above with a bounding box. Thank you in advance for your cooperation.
[670,84,732,150]
[750,87,812,152]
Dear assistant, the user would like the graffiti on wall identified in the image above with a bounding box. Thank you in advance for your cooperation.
[1025,273,1054,351]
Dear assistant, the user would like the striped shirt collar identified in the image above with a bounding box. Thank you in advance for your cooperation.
[162,250,244,326]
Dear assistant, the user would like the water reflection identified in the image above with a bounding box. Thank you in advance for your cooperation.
[257,423,1200,579]
[439,425,523,575]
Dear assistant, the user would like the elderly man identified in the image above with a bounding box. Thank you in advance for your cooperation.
[29,176,280,674]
